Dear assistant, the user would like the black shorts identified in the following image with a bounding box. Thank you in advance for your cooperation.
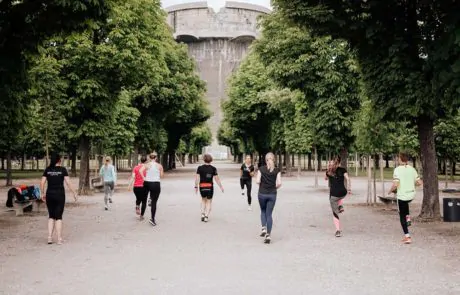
[199,188,214,199]
[46,190,66,220]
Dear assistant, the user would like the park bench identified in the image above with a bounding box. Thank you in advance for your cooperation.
[378,195,397,205]
[91,177,104,192]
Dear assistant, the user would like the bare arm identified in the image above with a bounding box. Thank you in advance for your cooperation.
[158,164,164,178]
[276,172,282,189]
[388,180,399,195]
[139,165,146,181]
[344,172,351,193]
[415,178,423,187]
[214,175,224,192]
[195,174,200,193]
[40,176,47,199]
[64,176,77,201]
[128,172,135,190]
[256,170,261,184]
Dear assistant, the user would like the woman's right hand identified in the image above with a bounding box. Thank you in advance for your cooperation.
[42,195,46,202]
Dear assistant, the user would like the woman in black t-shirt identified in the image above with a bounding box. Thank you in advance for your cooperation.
[195,154,224,222]
[326,156,351,238]
[256,152,282,244]
[40,154,77,245]
[240,155,255,210]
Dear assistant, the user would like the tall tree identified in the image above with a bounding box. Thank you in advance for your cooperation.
[274,0,460,219]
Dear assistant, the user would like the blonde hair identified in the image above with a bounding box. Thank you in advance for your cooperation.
[265,152,275,172]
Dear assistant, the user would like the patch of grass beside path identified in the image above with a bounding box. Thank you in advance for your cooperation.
[0,171,45,180]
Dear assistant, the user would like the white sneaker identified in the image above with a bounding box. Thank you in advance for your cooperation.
[248,206,252,211]
[104,205,108,211]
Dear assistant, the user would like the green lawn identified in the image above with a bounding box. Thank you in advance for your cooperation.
[0,171,45,180]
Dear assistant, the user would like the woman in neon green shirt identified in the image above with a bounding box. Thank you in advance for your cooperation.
[388,152,423,244]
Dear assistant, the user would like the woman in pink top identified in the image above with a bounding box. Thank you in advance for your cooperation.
[128,156,148,220]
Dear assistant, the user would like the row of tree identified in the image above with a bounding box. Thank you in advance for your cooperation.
[0,0,212,193]
[219,3,460,220]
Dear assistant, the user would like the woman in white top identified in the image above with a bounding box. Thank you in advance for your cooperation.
[140,153,164,226]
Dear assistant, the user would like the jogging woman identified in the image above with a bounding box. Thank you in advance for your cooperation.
[240,155,255,210]
[326,156,351,238]
[40,154,77,245]
[128,155,148,220]
[388,152,422,244]
[140,153,164,226]
[195,154,224,222]
[99,156,117,211]
[256,152,281,244]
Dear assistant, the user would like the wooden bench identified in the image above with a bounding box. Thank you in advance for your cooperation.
[5,200,42,216]
[378,195,397,205]
[91,177,104,192]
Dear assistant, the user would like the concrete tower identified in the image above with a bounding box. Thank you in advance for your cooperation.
[164,1,270,159]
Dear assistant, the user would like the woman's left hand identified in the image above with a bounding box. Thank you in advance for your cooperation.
[73,192,78,202]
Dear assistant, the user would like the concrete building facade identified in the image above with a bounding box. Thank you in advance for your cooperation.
[165,1,270,159]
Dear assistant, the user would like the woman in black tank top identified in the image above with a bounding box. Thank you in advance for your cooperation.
[256,152,282,244]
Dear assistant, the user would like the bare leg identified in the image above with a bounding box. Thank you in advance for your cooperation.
[48,219,55,243]
[55,220,63,244]
[201,198,206,215]
[205,199,212,217]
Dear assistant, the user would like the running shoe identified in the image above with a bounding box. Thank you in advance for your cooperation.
[260,228,267,237]
[201,213,205,222]
[335,230,342,237]
[241,191,245,196]
[139,215,144,221]
[338,205,344,213]
[264,235,271,244]
[47,237,53,244]
[248,206,252,211]
[109,198,113,204]
[104,206,108,211]
[401,237,412,244]
[135,206,140,215]
[204,216,209,223]
[149,219,156,226]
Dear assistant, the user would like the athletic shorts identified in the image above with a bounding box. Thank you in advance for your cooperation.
[199,187,214,199]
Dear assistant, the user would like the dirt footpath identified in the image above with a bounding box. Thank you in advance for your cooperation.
[1,163,459,295]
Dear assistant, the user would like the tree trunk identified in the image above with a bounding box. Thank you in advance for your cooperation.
[417,118,440,220]
[78,136,91,195]
[453,162,456,182]
[233,154,237,163]
[162,152,168,170]
[380,153,385,198]
[188,154,193,164]
[367,156,372,204]
[340,148,348,169]
[36,159,40,171]
[314,147,318,188]
[385,155,390,168]
[71,147,77,177]
[355,153,359,177]
[308,153,312,170]
[297,154,301,179]
[445,158,449,189]
[168,150,175,170]
[1,157,4,170]
[6,151,13,186]
[21,153,25,170]
[450,159,454,183]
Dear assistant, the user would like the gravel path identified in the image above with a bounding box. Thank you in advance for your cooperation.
[1,162,459,295]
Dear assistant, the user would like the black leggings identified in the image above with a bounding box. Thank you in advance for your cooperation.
[240,178,252,205]
[46,192,65,220]
[134,187,148,216]
[144,182,161,222]
[398,199,411,235]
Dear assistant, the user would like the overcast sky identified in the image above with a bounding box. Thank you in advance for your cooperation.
[162,0,271,11]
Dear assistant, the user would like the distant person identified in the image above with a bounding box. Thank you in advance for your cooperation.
[256,152,282,244]
[195,154,224,222]
[326,156,351,238]
[388,152,422,244]
[140,153,164,227]
[240,155,255,211]
[128,155,148,220]
[99,156,117,211]
[40,154,77,245]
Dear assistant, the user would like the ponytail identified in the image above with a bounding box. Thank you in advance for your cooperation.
[265,152,275,172]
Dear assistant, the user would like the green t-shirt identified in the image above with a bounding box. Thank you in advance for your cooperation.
[393,165,419,201]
